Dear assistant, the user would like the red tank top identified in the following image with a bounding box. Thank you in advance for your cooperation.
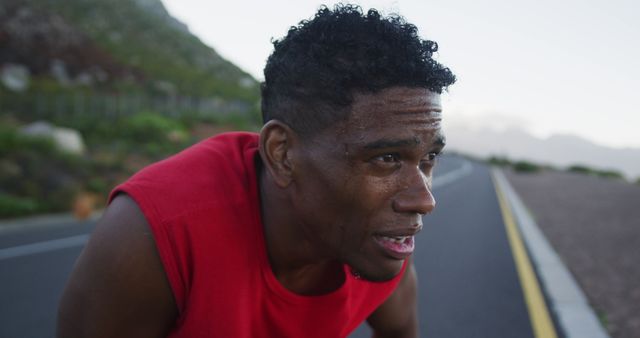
[110,132,405,337]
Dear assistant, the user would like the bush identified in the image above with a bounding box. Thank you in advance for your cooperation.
[487,156,512,167]
[0,125,56,157]
[0,194,38,218]
[595,170,623,180]
[120,112,185,143]
[513,161,541,173]
[0,123,94,218]
[86,177,109,194]
[568,165,592,175]
[568,165,623,180]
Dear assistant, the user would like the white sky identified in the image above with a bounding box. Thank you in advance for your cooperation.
[162,0,640,149]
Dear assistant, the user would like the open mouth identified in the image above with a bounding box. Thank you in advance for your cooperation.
[373,235,415,259]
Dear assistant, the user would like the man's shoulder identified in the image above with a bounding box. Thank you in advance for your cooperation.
[109,131,260,222]
[166,131,259,173]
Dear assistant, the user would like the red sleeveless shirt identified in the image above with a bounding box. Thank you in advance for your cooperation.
[110,132,405,337]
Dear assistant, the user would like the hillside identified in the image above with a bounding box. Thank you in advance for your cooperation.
[0,0,259,103]
[0,0,262,219]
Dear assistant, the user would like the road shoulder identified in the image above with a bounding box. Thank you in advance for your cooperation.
[492,168,610,338]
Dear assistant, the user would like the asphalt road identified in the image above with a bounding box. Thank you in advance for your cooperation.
[0,155,544,338]
[419,158,534,337]
[348,156,534,338]
[0,216,96,338]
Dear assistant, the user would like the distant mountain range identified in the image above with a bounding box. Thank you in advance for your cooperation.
[444,123,640,180]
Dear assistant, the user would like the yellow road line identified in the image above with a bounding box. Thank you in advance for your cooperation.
[492,173,558,338]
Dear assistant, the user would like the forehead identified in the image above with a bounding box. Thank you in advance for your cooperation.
[332,87,443,144]
[352,87,441,114]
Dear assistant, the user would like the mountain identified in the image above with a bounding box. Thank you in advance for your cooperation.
[444,123,640,180]
[0,0,259,103]
[132,0,190,34]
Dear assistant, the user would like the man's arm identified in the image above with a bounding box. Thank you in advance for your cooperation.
[57,194,178,338]
[366,260,419,338]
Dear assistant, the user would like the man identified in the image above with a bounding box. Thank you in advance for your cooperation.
[57,4,455,338]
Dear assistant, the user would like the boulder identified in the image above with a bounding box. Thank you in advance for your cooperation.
[20,121,86,155]
[0,63,30,92]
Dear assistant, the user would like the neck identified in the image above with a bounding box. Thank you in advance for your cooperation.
[258,168,345,295]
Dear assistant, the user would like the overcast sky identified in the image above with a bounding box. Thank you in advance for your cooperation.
[162,0,640,149]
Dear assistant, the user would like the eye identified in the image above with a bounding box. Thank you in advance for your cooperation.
[371,153,401,168]
[420,152,441,171]
[377,154,399,163]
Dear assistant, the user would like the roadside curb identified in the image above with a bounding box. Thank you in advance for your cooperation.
[492,168,610,338]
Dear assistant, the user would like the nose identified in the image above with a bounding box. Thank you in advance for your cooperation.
[392,168,436,215]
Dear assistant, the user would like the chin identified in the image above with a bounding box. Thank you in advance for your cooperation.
[351,259,405,282]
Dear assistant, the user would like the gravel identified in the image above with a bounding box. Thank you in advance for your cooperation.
[504,169,640,338]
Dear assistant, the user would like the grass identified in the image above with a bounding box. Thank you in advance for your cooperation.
[0,107,260,219]
[568,165,624,180]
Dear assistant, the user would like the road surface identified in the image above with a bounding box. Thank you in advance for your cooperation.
[0,155,557,338]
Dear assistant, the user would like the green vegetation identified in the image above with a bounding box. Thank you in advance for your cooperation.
[1,0,262,129]
[22,0,260,101]
[488,156,512,167]
[0,108,259,219]
[0,194,38,218]
[487,156,541,173]
[0,0,267,219]
[595,170,624,180]
[0,124,56,156]
[0,124,85,217]
[568,165,624,180]
[512,161,541,173]
[567,165,591,175]
[596,309,610,331]
[487,156,627,180]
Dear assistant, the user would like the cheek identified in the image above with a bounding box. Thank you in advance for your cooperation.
[294,171,353,238]
[338,176,397,235]
[356,175,398,211]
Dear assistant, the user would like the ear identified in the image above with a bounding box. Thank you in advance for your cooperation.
[259,120,297,188]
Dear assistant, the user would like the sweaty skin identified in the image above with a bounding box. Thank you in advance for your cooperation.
[57,86,442,338]
[260,86,443,336]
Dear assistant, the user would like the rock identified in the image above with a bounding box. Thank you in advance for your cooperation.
[20,121,86,155]
[50,59,71,86]
[0,63,30,92]
[154,80,177,96]
[74,71,94,86]
[0,159,22,177]
[239,76,255,88]
[91,66,108,83]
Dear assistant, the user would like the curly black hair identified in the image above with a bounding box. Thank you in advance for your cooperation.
[261,4,456,137]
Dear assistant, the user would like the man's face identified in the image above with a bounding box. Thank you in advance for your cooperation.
[290,87,444,281]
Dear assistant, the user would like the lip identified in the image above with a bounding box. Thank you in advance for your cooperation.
[375,223,423,238]
[371,223,422,258]
[373,234,416,260]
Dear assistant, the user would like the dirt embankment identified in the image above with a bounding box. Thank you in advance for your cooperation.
[504,169,640,338]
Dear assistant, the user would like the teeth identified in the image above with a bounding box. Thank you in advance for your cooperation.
[383,236,408,244]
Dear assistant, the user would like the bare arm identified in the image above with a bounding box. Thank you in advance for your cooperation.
[57,194,178,338]
[366,260,418,338]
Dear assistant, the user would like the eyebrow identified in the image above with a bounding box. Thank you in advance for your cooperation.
[392,108,443,116]
[364,137,421,150]
[363,135,446,150]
